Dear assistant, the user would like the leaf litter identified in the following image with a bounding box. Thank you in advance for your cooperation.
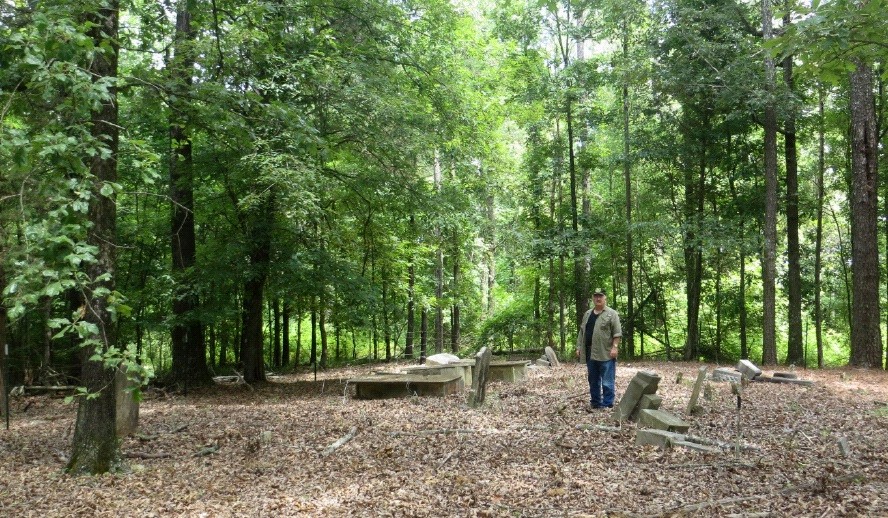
[1,361,887,517]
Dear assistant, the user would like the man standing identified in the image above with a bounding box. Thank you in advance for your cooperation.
[576,288,622,410]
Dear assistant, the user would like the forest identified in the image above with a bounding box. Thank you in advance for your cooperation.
[1,0,887,475]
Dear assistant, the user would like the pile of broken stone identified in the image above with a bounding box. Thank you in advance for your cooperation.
[578,359,814,454]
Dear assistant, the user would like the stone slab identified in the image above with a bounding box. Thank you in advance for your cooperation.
[687,366,708,415]
[737,359,762,380]
[115,366,139,437]
[535,359,551,367]
[469,347,492,407]
[711,367,742,383]
[769,376,814,387]
[638,409,690,433]
[544,346,560,367]
[488,360,529,382]
[402,363,473,387]
[349,374,464,399]
[613,371,660,422]
[636,429,721,453]
[773,371,798,379]
[425,353,461,366]
[639,394,662,411]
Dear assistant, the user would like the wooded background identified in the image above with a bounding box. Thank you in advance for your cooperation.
[0,0,886,471]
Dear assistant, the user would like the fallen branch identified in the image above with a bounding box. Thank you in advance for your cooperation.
[193,445,219,457]
[321,426,357,457]
[389,428,475,437]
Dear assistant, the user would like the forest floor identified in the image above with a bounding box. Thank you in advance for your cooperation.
[1,360,887,517]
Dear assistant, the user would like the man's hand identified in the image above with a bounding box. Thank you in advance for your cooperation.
[609,346,618,359]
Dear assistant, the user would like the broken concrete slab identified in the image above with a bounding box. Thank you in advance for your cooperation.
[638,409,691,433]
[635,429,721,453]
[613,371,661,422]
[773,371,798,379]
[711,367,742,383]
[469,347,492,407]
[737,359,763,380]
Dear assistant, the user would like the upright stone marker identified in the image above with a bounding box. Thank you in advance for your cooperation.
[686,366,708,415]
[469,347,492,408]
[544,346,560,367]
[612,371,660,422]
[115,365,139,437]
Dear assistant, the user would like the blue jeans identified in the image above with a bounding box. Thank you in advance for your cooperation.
[586,358,616,407]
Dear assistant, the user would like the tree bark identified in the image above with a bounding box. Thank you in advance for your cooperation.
[760,0,779,366]
[622,21,635,360]
[238,197,273,383]
[849,60,882,368]
[815,87,826,369]
[782,24,804,367]
[169,0,209,388]
[67,1,121,474]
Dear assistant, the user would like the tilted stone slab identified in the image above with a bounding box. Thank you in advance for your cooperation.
[687,366,708,415]
[350,374,464,399]
[737,359,763,380]
[488,360,529,382]
[638,409,691,433]
[612,371,660,422]
[773,371,798,379]
[544,346,560,367]
[635,429,721,453]
[769,376,814,387]
[535,358,551,367]
[639,394,662,411]
[711,367,742,383]
[469,347,492,407]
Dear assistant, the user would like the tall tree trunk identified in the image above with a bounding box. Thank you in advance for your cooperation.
[420,309,428,362]
[169,0,209,388]
[434,151,444,354]
[382,276,391,361]
[282,301,290,366]
[1,265,9,427]
[760,0,779,365]
[621,21,635,360]
[319,296,328,368]
[849,60,882,368]
[238,197,273,383]
[782,21,804,366]
[815,87,826,369]
[683,132,705,361]
[451,244,460,354]
[310,301,317,365]
[272,298,281,368]
[67,2,121,474]
[405,215,415,359]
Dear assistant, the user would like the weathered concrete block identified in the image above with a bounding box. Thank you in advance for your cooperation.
[425,353,461,366]
[711,367,742,383]
[115,366,139,437]
[350,374,464,399]
[613,371,661,422]
[770,376,814,387]
[488,361,529,382]
[544,346,560,367]
[639,394,662,411]
[737,359,762,380]
[638,409,690,433]
[469,347,492,407]
[535,358,551,367]
[636,429,678,448]
[687,366,708,415]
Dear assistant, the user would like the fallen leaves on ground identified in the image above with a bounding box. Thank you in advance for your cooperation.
[1,361,887,517]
